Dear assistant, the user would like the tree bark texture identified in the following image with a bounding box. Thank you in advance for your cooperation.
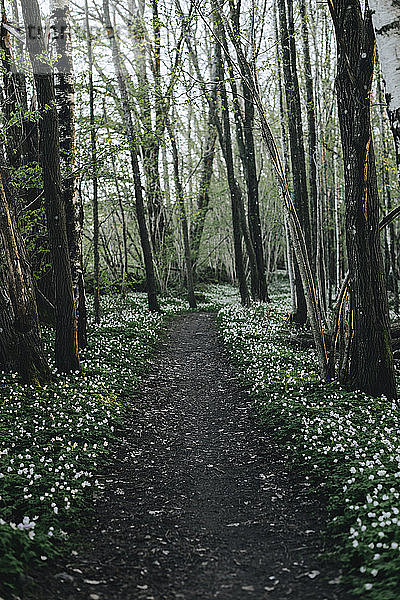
[20,0,80,373]
[329,0,397,399]
[50,0,87,349]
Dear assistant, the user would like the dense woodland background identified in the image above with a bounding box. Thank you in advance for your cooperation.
[1,0,400,397]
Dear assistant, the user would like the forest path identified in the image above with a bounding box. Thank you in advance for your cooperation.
[32,313,348,600]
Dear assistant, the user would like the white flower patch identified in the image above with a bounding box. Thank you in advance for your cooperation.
[215,286,400,597]
[0,291,180,575]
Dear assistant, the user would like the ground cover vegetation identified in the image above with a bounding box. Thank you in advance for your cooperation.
[216,281,400,600]
[0,292,187,595]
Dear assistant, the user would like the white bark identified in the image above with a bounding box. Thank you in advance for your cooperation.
[370,0,400,112]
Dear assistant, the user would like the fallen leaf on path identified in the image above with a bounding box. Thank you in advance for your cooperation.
[307,570,320,579]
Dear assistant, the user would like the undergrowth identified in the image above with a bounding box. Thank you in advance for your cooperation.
[0,293,187,596]
[3,280,400,599]
[214,282,400,600]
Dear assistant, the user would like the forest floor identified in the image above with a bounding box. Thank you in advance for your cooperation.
[24,312,349,600]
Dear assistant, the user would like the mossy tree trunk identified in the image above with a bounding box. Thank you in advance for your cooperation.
[0,174,49,384]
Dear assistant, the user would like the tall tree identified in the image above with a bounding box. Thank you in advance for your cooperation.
[213,18,249,306]
[20,0,80,373]
[103,100,129,290]
[103,0,160,312]
[328,0,397,399]
[128,0,167,253]
[273,1,296,312]
[276,0,311,324]
[190,57,218,269]
[85,0,100,323]
[228,0,269,302]
[167,119,197,308]
[50,0,87,348]
[298,0,327,315]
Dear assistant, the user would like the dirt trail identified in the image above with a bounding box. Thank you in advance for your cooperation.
[28,313,349,600]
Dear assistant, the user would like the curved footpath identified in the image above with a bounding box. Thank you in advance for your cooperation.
[28,313,349,600]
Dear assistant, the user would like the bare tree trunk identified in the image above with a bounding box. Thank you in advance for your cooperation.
[329,0,397,399]
[85,0,100,323]
[226,3,268,302]
[167,121,197,308]
[228,72,267,301]
[242,81,269,302]
[276,0,311,324]
[103,0,159,312]
[103,100,129,290]
[20,0,80,373]
[190,61,218,268]
[213,27,249,306]
[273,2,295,312]
[50,0,87,349]
[299,0,318,262]
[333,148,341,293]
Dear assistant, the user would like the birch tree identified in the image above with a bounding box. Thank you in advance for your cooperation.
[369,0,400,183]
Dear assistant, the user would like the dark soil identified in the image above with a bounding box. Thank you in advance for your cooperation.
[25,313,350,600]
